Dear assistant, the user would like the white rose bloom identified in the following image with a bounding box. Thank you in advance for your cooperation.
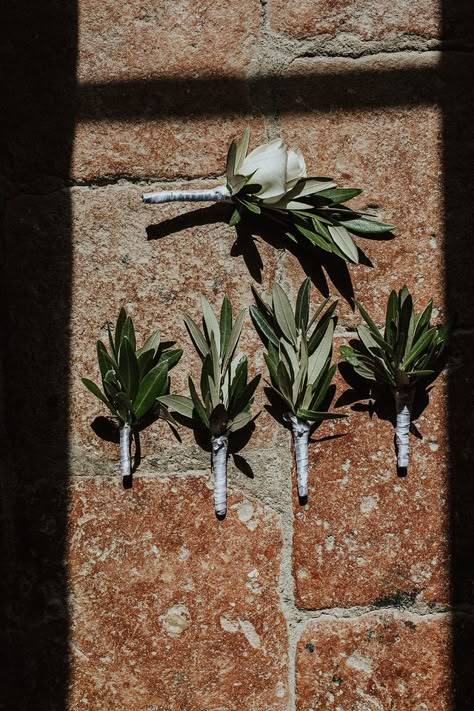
[236,139,288,202]
[285,148,307,191]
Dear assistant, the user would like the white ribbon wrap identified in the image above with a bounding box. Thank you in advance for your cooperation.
[395,390,414,469]
[119,423,131,480]
[211,434,229,516]
[287,414,314,498]
[143,184,232,204]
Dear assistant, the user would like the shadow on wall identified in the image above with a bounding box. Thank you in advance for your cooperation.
[442,2,474,707]
[1,1,77,708]
[1,0,473,706]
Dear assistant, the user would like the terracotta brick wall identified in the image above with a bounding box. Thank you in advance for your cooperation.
[3,0,474,709]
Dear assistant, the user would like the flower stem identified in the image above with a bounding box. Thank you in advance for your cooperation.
[211,434,229,516]
[395,389,414,470]
[288,414,313,498]
[119,423,131,480]
[142,185,232,205]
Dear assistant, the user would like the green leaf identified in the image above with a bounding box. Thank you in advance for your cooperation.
[189,377,209,428]
[294,220,333,252]
[235,126,250,172]
[229,358,248,406]
[277,361,294,409]
[413,300,433,341]
[308,301,338,352]
[133,362,169,420]
[160,349,183,372]
[158,394,194,419]
[240,197,261,214]
[307,319,334,384]
[183,313,209,358]
[208,375,221,410]
[316,187,362,204]
[229,206,242,226]
[272,283,298,345]
[295,278,311,331]
[114,307,127,351]
[338,216,395,234]
[97,340,114,381]
[82,378,117,416]
[328,225,359,263]
[250,305,279,348]
[311,363,337,410]
[402,328,437,369]
[121,316,136,352]
[229,375,260,419]
[226,138,238,182]
[355,299,381,338]
[384,290,398,345]
[220,295,233,358]
[222,308,246,373]
[297,409,347,421]
[307,296,331,332]
[201,296,221,354]
[137,329,161,358]
[264,351,278,385]
[229,411,252,432]
[118,337,139,399]
[137,348,155,379]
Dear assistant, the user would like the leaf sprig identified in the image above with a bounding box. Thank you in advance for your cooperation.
[82,308,183,428]
[225,129,394,264]
[340,287,450,389]
[251,278,346,422]
[160,296,260,437]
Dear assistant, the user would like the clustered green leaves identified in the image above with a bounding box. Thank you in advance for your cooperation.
[225,129,394,264]
[160,296,260,437]
[82,308,182,428]
[251,278,346,423]
[340,287,450,390]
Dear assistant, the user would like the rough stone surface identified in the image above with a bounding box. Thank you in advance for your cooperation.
[72,116,265,181]
[278,54,445,327]
[296,612,453,710]
[268,0,441,40]
[78,0,260,82]
[65,184,280,465]
[73,0,263,179]
[67,476,288,709]
[292,355,449,608]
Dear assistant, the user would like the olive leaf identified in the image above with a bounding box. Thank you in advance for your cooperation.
[82,308,183,479]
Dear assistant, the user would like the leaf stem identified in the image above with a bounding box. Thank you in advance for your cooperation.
[143,185,233,204]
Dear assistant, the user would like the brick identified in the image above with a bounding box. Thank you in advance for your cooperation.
[296,612,454,710]
[278,54,445,328]
[292,356,449,608]
[5,184,278,467]
[68,476,288,709]
[268,0,440,40]
[73,0,263,180]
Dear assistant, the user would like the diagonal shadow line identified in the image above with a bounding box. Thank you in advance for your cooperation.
[77,62,442,120]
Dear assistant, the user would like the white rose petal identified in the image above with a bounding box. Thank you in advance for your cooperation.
[285,148,307,190]
[237,139,288,202]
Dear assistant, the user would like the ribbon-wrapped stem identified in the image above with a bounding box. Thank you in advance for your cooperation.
[394,388,414,471]
[286,414,314,498]
[119,423,131,480]
[143,184,232,205]
[211,434,229,516]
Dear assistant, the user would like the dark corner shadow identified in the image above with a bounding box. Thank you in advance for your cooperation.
[440,3,474,703]
[2,0,77,707]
